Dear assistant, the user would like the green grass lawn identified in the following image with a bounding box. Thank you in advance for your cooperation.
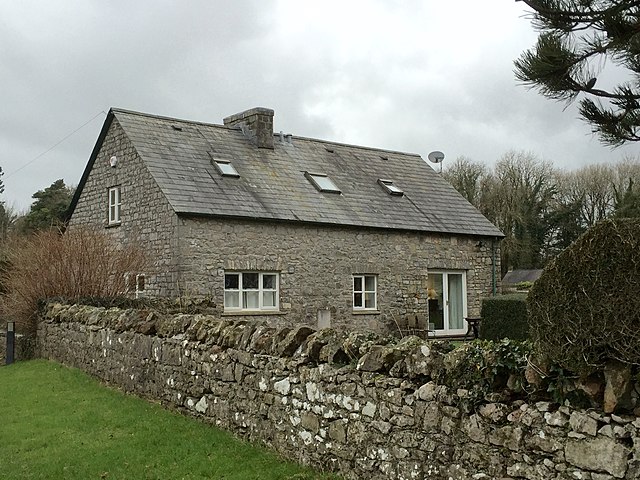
[0,360,339,480]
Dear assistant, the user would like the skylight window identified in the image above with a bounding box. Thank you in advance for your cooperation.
[305,172,341,193]
[213,159,240,177]
[378,179,404,196]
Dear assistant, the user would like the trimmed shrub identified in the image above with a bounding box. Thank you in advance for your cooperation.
[528,218,640,375]
[480,294,528,341]
[1,227,147,333]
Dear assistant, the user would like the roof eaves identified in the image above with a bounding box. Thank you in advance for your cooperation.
[174,210,504,238]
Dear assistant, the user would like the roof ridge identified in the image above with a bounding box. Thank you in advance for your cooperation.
[283,135,422,157]
[110,107,422,157]
[110,107,227,129]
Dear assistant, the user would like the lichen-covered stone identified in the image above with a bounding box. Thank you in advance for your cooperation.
[565,436,631,478]
[274,326,315,357]
[36,304,640,480]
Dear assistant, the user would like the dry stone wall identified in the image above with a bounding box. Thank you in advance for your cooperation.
[0,330,35,364]
[38,303,639,480]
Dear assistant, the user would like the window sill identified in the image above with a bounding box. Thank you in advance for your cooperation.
[352,309,380,315]
[105,222,121,229]
[222,310,285,316]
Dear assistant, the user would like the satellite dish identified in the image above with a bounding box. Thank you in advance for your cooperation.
[428,151,445,163]
[427,151,445,173]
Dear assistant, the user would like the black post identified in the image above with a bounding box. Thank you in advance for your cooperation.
[6,321,15,365]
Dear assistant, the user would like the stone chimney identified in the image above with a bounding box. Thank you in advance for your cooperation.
[223,107,274,149]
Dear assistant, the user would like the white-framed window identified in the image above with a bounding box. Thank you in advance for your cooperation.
[108,186,121,224]
[224,272,279,311]
[427,270,468,336]
[124,273,145,299]
[353,274,377,310]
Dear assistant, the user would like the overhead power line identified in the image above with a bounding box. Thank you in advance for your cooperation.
[5,110,107,179]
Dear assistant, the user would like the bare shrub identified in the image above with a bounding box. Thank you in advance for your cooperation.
[1,227,147,332]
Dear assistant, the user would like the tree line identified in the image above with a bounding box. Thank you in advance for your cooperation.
[0,177,74,241]
[1,157,638,280]
[443,151,640,276]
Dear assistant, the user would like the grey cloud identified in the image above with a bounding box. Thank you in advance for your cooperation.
[0,1,636,210]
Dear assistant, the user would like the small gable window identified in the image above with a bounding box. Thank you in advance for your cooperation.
[378,179,403,196]
[305,172,341,193]
[353,274,377,310]
[214,159,240,177]
[108,186,121,225]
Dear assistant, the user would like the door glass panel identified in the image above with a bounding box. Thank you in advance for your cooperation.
[448,274,464,330]
[427,273,444,330]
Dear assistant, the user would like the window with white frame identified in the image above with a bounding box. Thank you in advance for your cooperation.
[124,273,145,299]
[353,274,377,310]
[108,186,121,224]
[224,272,279,311]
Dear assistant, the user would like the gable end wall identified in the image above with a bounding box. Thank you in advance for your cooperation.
[68,119,179,296]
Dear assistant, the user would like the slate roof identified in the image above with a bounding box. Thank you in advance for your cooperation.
[502,269,543,285]
[70,108,504,238]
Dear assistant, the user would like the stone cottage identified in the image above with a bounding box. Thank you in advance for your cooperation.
[67,106,503,336]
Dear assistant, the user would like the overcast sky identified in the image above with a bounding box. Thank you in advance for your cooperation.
[1,1,637,211]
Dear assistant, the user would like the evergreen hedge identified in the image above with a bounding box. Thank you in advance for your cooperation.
[480,294,529,341]
[528,218,640,375]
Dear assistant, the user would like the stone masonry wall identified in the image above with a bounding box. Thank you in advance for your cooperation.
[39,303,639,480]
[68,117,500,334]
[176,216,500,335]
[68,118,180,296]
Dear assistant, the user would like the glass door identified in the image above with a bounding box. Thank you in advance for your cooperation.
[426,271,467,335]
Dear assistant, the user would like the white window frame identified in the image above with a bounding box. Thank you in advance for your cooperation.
[427,270,468,336]
[108,186,121,225]
[353,274,377,311]
[224,272,279,312]
[124,273,145,299]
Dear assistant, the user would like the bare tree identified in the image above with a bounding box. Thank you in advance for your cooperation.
[557,164,615,228]
[442,156,490,207]
[488,151,557,274]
